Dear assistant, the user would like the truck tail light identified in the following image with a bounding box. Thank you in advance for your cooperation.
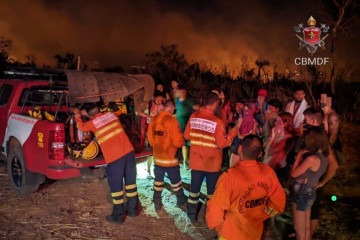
[49,130,65,160]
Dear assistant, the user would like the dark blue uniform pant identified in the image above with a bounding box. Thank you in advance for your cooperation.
[153,165,186,207]
[106,151,138,217]
[187,170,221,220]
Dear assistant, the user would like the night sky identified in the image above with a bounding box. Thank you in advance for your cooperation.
[0,0,359,80]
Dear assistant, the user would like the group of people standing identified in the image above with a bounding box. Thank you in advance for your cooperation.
[73,80,341,240]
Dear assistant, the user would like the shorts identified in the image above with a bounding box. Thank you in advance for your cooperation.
[291,182,317,211]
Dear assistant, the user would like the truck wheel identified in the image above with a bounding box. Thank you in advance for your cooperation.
[7,142,42,196]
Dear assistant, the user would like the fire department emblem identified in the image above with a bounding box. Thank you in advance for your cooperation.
[294,16,330,55]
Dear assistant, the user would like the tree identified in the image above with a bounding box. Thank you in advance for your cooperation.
[25,54,37,67]
[239,55,251,79]
[320,0,360,95]
[244,68,255,80]
[53,53,77,69]
[0,36,12,72]
[145,44,188,83]
[255,59,270,80]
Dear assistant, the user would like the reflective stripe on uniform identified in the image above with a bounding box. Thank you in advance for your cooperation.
[154,181,164,186]
[190,132,215,142]
[125,184,137,190]
[189,192,200,198]
[171,181,182,191]
[206,194,213,199]
[173,186,182,192]
[113,198,124,204]
[95,122,121,138]
[171,181,182,188]
[97,128,123,144]
[126,191,138,197]
[154,181,164,191]
[111,191,124,197]
[187,198,199,204]
[154,186,164,191]
[154,159,178,165]
[190,140,218,148]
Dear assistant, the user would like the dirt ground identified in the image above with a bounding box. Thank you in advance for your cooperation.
[0,123,359,240]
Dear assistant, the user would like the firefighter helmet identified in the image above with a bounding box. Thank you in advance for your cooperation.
[28,107,42,119]
[44,111,55,122]
[67,142,85,158]
[81,140,100,160]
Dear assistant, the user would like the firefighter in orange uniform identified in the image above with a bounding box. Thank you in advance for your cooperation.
[184,92,240,224]
[206,135,286,240]
[147,100,187,211]
[74,103,139,224]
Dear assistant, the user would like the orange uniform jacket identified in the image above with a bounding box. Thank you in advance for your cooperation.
[184,109,237,172]
[147,111,184,167]
[206,161,286,240]
[75,111,134,164]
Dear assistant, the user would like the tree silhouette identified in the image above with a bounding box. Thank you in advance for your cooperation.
[53,53,77,69]
[145,44,188,83]
[255,59,270,80]
[244,68,256,80]
[320,0,360,95]
[25,54,37,67]
[0,36,12,73]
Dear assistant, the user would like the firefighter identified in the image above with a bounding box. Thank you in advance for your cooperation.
[206,135,286,240]
[184,92,240,224]
[73,103,139,224]
[147,100,187,211]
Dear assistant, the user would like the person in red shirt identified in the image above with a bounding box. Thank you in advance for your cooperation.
[74,103,139,224]
[147,100,187,211]
[184,92,240,224]
[206,135,286,240]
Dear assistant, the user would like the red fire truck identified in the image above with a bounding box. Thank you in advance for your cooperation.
[0,68,153,195]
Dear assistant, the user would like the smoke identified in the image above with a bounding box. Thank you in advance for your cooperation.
[0,0,358,77]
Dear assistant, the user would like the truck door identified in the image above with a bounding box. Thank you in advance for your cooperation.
[0,84,14,151]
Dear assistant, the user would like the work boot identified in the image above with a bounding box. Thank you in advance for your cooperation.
[127,203,142,217]
[106,204,125,224]
[154,202,163,212]
[126,195,139,217]
[176,191,187,212]
[187,202,198,224]
[153,188,163,212]
[105,214,124,224]
[189,216,197,225]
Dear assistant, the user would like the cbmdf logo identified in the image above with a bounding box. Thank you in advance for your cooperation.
[294,16,330,65]
[294,16,330,55]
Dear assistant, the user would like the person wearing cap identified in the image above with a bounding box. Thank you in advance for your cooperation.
[206,134,286,240]
[73,103,139,224]
[255,88,268,130]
